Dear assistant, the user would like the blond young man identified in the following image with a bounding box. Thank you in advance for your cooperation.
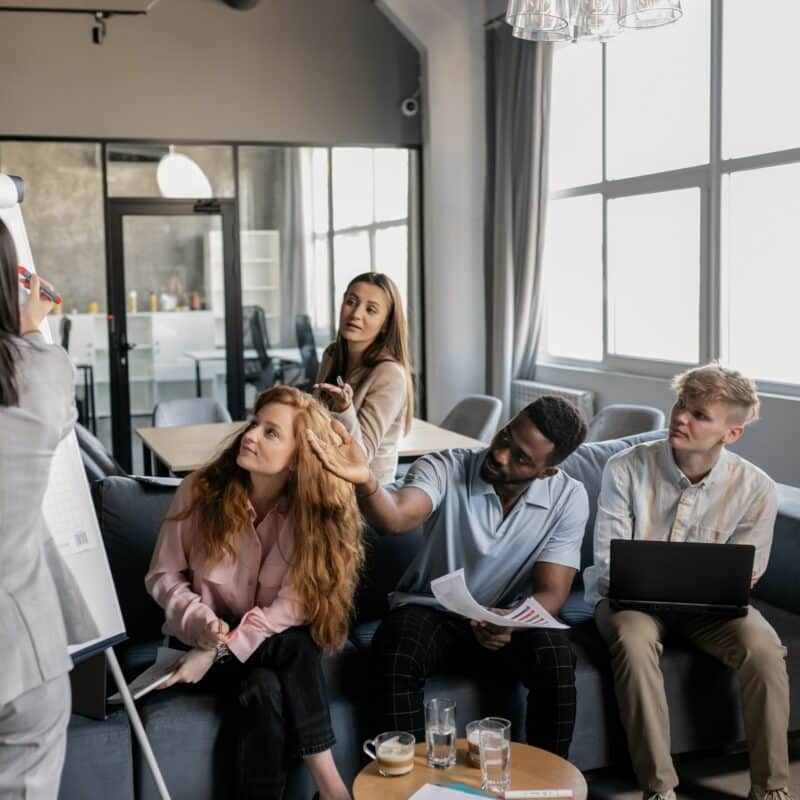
[584,364,793,800]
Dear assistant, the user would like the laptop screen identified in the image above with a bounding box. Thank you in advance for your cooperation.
[609,540,755,607]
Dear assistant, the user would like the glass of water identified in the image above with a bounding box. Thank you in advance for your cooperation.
[478,717,511,794]
[424,697,456,769]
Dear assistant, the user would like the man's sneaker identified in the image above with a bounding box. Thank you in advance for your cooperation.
[643,790,677,800]
[748,788,796,800]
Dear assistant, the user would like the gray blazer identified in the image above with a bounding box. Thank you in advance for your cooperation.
[0,332,85,705]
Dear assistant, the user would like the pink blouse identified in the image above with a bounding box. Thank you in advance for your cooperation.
[145,474,306,662]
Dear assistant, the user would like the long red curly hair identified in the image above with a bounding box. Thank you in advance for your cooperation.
[170,386,364,652]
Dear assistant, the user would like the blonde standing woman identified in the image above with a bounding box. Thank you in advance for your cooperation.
[315,272,414,484]
[146,386,363,800]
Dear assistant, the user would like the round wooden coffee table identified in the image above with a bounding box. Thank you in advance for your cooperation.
[353,738,587,799]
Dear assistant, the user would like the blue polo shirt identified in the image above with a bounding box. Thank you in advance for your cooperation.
[388,448,589,611]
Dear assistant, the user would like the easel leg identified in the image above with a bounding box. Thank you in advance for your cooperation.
[105,648,171,800]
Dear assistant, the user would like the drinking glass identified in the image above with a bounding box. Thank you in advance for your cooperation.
[362,731,416,777]
[424,697,456,768]
[478,717,511,794]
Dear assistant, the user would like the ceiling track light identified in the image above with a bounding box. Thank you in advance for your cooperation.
[92,11,108,45]
[0,2,162,45]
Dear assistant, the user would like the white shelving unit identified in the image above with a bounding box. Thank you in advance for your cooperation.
[49,310,216,417]
[204,229,281,346]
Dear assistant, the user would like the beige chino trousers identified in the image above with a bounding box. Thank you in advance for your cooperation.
[595,600,790,793]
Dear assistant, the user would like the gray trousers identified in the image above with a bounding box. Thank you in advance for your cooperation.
[0,674,71,800]
[596,601,790,794]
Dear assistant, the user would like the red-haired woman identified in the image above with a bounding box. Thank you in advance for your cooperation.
[145,386,363,800]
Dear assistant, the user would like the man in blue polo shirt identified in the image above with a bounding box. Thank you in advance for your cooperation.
[308,396,589,757]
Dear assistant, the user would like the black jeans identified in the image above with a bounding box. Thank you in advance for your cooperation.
[370,604,577,758]
[175,626,335,800]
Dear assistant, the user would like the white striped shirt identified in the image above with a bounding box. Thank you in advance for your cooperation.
[583,438,778,607]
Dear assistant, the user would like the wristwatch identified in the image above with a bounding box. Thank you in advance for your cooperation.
[214,642,232,663]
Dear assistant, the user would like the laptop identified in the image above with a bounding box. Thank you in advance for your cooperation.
[608,539,755,618]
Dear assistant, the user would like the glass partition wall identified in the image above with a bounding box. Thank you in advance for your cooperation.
[0,139,423,472]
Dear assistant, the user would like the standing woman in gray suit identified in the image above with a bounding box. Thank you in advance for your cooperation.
[0,218,94,799]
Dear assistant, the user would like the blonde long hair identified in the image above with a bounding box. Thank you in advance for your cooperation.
[323,272,414,434]
[171,386,364,652]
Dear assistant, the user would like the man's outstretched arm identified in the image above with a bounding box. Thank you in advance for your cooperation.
[307,418,433,534]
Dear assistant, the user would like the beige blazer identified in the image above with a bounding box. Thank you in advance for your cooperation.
[317,346,408,484]
[0,332,78,705]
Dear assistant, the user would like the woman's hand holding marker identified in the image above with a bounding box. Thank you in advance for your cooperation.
[314,375,354,413]
[18,268,60,335]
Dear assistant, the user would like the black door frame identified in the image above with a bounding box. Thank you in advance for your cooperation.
[106,197,243,471]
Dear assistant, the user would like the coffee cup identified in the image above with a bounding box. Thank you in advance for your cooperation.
[466,720,482,767]
[363,731,415,777]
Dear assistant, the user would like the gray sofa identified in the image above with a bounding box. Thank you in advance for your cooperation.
[59,430,800,800]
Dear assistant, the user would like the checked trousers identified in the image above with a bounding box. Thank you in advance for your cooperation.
[370,604,577,758]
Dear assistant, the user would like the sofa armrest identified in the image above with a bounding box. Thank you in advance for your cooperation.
[92,476,179,641]
[752,482,800,614]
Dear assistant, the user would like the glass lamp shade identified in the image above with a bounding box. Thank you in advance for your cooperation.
[512,23,573,41]
[506,0,571,35]
[574,0,622,40]
[618,0,682,29]
[156,153,213,199]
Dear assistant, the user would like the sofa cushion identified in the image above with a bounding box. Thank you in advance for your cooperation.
[560,589,595,626]
[59,711,133,800]
[559,430,667,579]
[753,483,800,614]
[354,526,424,625]
[92,476,179,641]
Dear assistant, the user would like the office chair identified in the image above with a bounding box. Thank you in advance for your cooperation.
[245,306,282,392]
[440,394,503,444]
[586,403,666,442]
[75,422,126,482]
[290,313,319,393]
[152,398,233,428]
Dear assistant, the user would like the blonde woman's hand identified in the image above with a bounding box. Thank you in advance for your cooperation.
[195,618,230,651]
[307,418,371,487]
[314,381,354,413]
[19,274,55,334]
[158,648,216,689]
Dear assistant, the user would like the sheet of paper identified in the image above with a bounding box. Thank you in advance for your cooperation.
[410,785,490,800]
[107,647,184,704]
[430,569,568,630]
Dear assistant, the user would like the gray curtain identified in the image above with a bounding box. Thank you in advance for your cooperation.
[278,148,311,346]
[485,26,553,414]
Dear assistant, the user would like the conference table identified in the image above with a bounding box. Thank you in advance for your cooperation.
[136,417,485,477]
[182,347,326,397]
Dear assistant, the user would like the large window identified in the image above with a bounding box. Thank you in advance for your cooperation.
[331,147,411,308]
[542,0,800,392]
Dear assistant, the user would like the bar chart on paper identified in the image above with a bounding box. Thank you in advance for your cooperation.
[430,569,568,630]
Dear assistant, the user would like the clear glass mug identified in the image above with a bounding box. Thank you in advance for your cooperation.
[362,731,415,777]
[478,717,512,794]
[424,697,457,769]
[466,719,483,767]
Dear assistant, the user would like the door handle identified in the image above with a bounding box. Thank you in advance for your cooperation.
[118,334,136,366]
